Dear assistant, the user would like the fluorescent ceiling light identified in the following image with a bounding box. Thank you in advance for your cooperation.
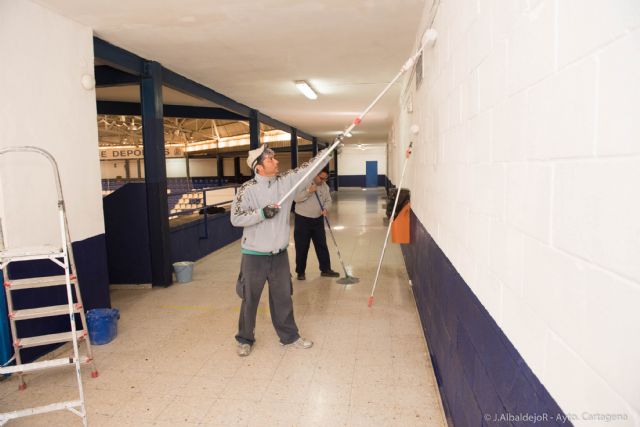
[295,80,318,100]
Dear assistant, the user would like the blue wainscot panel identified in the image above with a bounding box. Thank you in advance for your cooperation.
[401,210,570,427]
[6,234,110,363]
[338,175,387,187]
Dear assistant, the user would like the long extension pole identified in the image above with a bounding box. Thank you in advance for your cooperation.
[276,41,428,207]
[368,143,413,307]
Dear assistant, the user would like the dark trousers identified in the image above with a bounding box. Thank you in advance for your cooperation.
[294,213,331,274]
[235,252,300,345]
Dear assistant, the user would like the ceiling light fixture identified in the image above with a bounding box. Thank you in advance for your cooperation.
[294,80,318,100]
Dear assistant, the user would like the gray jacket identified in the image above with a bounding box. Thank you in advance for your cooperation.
[231,149,331,253]
[294,181,331,218]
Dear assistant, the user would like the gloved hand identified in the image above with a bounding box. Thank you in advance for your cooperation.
[262,204,280,219]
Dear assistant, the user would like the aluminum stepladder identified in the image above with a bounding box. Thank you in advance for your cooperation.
[0,146,97,426]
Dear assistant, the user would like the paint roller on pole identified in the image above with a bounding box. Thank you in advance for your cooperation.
[368,124,419,308]
[276,28,438,207]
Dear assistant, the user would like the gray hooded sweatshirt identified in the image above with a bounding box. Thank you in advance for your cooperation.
[231,149,331,254]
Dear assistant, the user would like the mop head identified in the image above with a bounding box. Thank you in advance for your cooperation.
[337,275,359,285]
[336,265,359,285]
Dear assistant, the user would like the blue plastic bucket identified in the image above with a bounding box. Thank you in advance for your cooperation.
[173,261,194,283]
[86,308,120,345]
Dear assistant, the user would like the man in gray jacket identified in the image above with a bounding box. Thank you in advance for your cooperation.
[293,170,340,280]
[231,144,331,357]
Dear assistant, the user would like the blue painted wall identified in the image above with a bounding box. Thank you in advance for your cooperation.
[5,234,110,363]
[103,182,242,284]
[401,210,570,427]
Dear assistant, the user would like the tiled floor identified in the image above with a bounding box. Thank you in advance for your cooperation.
[0,188,446,426]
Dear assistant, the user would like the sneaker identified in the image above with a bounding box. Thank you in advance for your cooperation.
[297,273,306,280]
[237,343,252,357]
[282,337,313,349]
[320,270,340,278]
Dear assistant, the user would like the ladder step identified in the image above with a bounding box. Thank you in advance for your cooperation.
[10,304,82,320]
[0,357,81,375]
[0,245,64,262]
[0,399,84,422]
[16,330,86,349]
[4,274,76,290]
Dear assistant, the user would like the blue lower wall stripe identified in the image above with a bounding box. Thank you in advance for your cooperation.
[401,210,570,426]
[5,233,110,363]
[338,174,387,187]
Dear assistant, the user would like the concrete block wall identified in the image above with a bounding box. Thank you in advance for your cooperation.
[393,0,640,424]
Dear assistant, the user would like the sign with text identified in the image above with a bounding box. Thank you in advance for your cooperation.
[100,146,185,160]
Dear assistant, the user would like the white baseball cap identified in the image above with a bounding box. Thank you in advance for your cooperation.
[246,144,273,170]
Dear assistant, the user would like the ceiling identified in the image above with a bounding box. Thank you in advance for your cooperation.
[34,0,427,145]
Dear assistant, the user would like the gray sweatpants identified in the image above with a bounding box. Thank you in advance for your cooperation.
[235,252,300,345]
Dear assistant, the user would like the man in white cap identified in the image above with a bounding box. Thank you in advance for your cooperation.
[231,143,332,357]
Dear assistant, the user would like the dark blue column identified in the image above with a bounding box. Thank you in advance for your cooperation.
[217,155,224,185]
[312,137,318,156]
[291,128,298,169]
[234,157,240,182]
[140,60,172,287]
[249,109,260,150]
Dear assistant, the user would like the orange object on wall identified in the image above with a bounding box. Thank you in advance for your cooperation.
[391,202,411,244]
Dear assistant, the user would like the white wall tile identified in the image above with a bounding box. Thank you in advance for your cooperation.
[466,6,493,71]
[525,237,640,414]
[448,86,462,129]
[500,287,548,376]
[557,0,640,68]
[507,0,556,94]
[526,58,597,160]
[506,163,552,243]
[584,268,640,413]
[470,163,505,218]
[554,159,640,282]
[597,31,640,156]
[468,110,492,164]
[477,40,507,112]
[543,333,637,426]
[522,238,589,356]
[489,219,524,295]
[492,91,527,162]
[466,210,491,268]
[490,0,528,43]
[461,70,479,121]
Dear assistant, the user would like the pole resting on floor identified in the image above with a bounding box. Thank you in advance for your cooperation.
[368,142,414,307]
